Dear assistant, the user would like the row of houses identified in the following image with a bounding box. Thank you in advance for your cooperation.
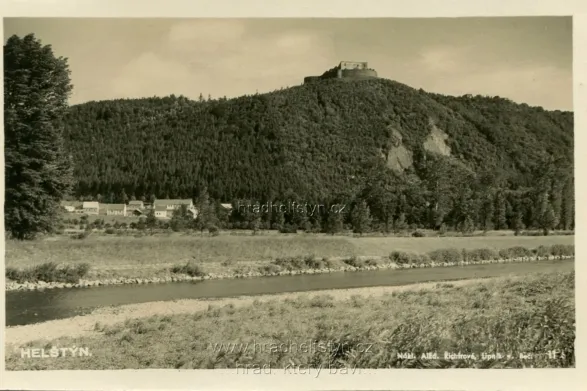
[60,199,201,219]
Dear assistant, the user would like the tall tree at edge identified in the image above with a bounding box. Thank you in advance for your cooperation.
[4,34,73,239]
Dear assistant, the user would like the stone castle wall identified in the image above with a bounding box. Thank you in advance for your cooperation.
[340,68,378,79]
[304,62,378,84]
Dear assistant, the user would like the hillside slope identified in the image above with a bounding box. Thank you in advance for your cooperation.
[60,78,574,230]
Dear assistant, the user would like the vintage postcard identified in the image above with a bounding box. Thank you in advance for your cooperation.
[1,0,585,390]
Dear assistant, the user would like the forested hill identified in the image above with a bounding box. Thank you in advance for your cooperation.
[60,78,574,230]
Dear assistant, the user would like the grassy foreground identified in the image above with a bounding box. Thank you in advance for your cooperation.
[6,271,574,369]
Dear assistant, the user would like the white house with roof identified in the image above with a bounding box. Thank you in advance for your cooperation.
[60,200,82,213]
[154,205,168,218]
[82,201,99,215]
[128,200,145,209]
[106,204,127,216]
[153,199,198,218]
[127,200,145,216]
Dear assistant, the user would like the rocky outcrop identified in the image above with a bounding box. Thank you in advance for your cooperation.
[423,119,451,156]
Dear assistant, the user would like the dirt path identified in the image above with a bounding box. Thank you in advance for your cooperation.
[5,278,496,347]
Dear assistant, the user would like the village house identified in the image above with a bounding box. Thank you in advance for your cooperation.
[153,199,198,218]
[127,200,145,216]
[154,205,168,219]
[128,200,145,209]
[98,203,109,215]
[220,203,233,211]
[106,204,127,216]
[127,208,144,217]
[82,201,99,215]
[60,200,82,213]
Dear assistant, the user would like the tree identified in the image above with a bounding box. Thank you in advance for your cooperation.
[250,216,261,235]
[120,188,129,204]
[560,178,574,231]
[351,201,372,236]
[479,193,494,232]
[170,204,191,232]
[393,212,407,233]
[494,190,507,230]
[272,211,285,231]
[194,187,217,233]
[146,208,158,230]
[512,210,525,236]
[325,210,344,235]
[457,216,475,235]
[4,34,74,239]
[537,192,558,236]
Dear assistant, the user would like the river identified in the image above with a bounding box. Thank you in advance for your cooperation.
[6,259,573,326]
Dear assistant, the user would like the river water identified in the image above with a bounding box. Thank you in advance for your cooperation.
[5,259,573,326]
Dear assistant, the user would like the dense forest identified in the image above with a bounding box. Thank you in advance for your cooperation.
[60,78,574,233]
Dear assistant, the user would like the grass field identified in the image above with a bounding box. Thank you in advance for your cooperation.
[5,270,574,370]
[5,233,575,269]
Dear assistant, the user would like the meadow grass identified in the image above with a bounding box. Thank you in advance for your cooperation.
[5,233,574,269]
[5,270,574,369]
[6,242,574,283]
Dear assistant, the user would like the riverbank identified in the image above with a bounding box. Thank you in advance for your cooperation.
[4,277,490,347]
[5,270,574,369]
[5,252,575,292]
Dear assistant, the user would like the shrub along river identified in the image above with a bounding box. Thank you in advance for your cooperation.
[6,258,573,327]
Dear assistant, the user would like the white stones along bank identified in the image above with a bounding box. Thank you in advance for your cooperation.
[4,255,573,292]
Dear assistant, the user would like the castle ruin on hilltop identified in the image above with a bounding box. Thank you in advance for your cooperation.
[304,61,378,84]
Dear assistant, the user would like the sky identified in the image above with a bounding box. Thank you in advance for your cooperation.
[3,17,573,110]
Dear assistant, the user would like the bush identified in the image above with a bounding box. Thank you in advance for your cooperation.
[550,244,574,257]
[389,251,417,265]
[221,259,235,267]
[463,248,499,262]
[259,264,282,275]
[439,223,447,235]
[365,258,380,267]
[411,230,425,237]
[309,295,335,308]
[428,248,463,263]
[5,262,91,283]
[104,228,116,234]
[532,245,550,257]
[279,224,298,234]
[342,256,366,268]
[321,257,336,269]
[416,253,433,265]
[170,262,207,277]
[499,246,533,259]
[273,256,307,271]
[208,225,220,236]
[73,231,90,240]
[303,254,325,269]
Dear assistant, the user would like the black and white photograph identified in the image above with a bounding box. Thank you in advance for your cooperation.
[0,2,583,389]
